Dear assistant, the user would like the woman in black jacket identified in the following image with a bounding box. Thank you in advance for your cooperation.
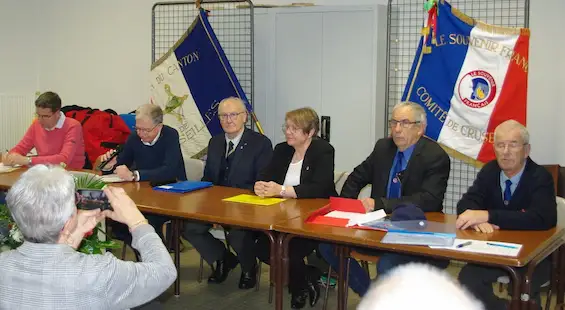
[254,107,337,308]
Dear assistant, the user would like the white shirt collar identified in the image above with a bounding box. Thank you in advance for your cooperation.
[142,128,162,146]
[225,129,244,151]
[45,112,65,131]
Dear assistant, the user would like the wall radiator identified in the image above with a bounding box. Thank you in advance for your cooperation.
[0,94,36,152]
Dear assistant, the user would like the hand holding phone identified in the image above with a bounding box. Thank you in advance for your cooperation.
[76,189,113,211]
[102,186,146,230]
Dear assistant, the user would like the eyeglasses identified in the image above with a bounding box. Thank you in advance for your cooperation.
[35,113,55,120]
[282,124,301,134]
[389,119,421,128]
[494,142,528,150]
[135,124,160,134]
[218,112,245,121]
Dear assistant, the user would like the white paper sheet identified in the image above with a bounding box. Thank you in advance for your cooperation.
[346,209,387,227]
[429,238,522,257]
[0,163,20,173]
[99,174,127,183]
[325,211,363,221]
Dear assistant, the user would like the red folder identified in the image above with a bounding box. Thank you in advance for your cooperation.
[305,197,366,227]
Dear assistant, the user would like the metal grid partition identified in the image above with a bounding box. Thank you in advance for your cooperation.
[152,0,254,117]
[386,0,529,213]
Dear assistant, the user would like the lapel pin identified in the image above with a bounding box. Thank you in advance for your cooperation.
[306,166,310,171]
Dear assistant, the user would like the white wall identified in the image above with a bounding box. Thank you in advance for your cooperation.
[0,0,563,164]
[254,0,387,5]
[0,0,42,94]
[561,33,565,166]
[36,0,157,113]
[527,0,565,166]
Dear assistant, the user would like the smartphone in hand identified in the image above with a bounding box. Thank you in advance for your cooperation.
[76,189,113,211]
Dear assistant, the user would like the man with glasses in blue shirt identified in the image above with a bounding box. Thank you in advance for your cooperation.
[98,104,186,246]
[456,120,556,310]
[183,97,273,289]
[319,101,451,297]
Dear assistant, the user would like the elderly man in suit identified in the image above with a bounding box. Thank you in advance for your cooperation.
[456,120,556,310]
[182,97,273,289]
[318,101,451,297]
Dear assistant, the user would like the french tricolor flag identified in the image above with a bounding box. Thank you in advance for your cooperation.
[402,0,529,164]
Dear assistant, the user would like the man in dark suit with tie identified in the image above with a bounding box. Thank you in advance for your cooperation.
[456,120,556,310]
[182,97,273,289]
[318,101,451,296]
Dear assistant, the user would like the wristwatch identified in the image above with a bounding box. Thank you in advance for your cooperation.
[280,185,286,197]
[27,157,32,165]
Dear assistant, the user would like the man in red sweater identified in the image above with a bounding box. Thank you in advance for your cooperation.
[2,91,85,169]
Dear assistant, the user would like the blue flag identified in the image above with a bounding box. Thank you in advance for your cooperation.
[150,9,251,159]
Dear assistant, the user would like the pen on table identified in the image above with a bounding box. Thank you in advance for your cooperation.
[486,242,518,249]
[456,241,472,248]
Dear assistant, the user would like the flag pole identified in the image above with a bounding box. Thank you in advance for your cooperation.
[249,111,264,135]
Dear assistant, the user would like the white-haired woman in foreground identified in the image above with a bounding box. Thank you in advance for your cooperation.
[357,263,485,310]
[0,165,176,310]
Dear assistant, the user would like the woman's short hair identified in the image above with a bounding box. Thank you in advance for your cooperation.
[285,107,320,136]
[6,165,76,244]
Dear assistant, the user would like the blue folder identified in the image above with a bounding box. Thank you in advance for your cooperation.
[152,180,213,193]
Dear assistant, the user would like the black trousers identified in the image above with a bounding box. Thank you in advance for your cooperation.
[182,220,257,272]
[458,258,550,310]
[255,234,317,294]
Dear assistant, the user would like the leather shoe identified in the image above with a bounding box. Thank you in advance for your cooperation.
[307,280,320,307]
[208,251,238,284]
[238,267,257,289]
[290,289,308,309]
[290,281,320,309]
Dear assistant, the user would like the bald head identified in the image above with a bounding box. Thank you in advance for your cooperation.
[218,97,247,114]
[218,97,248,138]
[493,119,530,177]
[358,264,484,310]
[494,120,529,145]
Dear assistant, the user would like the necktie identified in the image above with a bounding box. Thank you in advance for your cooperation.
[503,179,512,205]
[388,152,404,199]
[226,141,235,158]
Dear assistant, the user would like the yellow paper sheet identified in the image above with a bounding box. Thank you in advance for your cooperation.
[222,194,285,206]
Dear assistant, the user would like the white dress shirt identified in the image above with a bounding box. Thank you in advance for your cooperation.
[225,129,244,156]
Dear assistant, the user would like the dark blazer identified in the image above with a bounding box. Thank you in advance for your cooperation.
[258,137,337,199]
[341,137,450,213]
[457,158,557,230]
[202,128,273,190]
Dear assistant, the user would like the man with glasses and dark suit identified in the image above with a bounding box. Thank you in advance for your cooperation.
[318,101,451,297]
[182,97,273,289]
